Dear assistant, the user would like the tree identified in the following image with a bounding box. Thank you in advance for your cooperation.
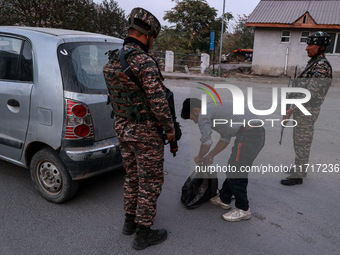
[94,0,128,38]
[0,0,97,31]
[0,0,127,38]
[161,0,232,53]
[51,0,97,31]
[153,25,186,53]
[223,15,254,55]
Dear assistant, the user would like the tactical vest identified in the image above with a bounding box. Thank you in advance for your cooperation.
[298,55,332,107]
[105,49,154,122]
[299,55,332,79]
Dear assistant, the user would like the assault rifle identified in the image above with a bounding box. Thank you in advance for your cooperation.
[279,66,297,145]
[161,89,182,157]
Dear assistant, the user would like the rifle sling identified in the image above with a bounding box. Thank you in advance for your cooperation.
[119,47,142,88]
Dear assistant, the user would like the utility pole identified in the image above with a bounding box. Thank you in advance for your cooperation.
[218,0,226,77]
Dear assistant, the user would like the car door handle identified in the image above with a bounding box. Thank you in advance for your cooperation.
[7,99,20,107]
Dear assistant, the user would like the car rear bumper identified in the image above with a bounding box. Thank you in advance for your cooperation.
[59,137,123,180]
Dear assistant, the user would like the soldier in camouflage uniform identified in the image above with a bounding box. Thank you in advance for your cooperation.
[281,31,332,186]
[103,8,175,249]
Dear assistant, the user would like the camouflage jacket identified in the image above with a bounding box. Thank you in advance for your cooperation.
[293,53,332,111]
[103,39,174,142]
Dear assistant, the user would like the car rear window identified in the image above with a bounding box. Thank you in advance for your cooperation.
[57,42,120,94]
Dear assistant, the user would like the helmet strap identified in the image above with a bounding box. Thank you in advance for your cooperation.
[129,18,150,36]
[146,36,151,50]
[129,16,155,51]
[318,45,327,55]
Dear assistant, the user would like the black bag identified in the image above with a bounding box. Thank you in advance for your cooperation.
[181,171,218,209]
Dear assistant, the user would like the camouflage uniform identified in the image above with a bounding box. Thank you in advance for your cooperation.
[103,34,174,227]
[292,53,332,174]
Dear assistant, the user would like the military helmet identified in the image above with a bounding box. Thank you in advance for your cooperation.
[128,7,161,38]
[306,31,331,46]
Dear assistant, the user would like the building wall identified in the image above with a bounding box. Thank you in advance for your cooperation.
[252,28,340,78]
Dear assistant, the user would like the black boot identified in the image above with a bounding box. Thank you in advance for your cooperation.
[281,174,303,186]
[122,214,137,235]
[132,225,167,250]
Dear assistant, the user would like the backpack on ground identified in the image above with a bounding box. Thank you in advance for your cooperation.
[181,171,218,209]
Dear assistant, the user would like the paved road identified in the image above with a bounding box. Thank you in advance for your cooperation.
[0,77,339,255]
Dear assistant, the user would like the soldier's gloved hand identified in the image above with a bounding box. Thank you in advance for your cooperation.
[166,131,175,142]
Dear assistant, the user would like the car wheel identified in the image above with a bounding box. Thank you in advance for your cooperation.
[30,148,79,203]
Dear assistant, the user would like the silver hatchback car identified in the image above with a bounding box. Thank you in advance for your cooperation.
[0,26,123,203]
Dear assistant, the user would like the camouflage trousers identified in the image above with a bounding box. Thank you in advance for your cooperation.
[293,107,320,174]
[119,136,164,227]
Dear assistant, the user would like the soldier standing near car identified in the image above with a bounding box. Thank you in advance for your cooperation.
[103,8,175,250]
[281,31,332,186]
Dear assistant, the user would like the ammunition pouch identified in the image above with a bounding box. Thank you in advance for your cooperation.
[108,89,153,121]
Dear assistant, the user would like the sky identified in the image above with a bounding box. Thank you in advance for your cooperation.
[93,0,261,28]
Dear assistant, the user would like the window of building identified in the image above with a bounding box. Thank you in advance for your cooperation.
[336,35,340,53]
[326,33,340,54]
[281,30,290,43]
[300,31,310,43]
[0,36,33,82]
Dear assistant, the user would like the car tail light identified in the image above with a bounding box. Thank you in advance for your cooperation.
[72,104,87,118]
[74,124,90,137]
[65,99,94,140]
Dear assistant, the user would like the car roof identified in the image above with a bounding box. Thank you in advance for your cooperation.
[0,26,123,43]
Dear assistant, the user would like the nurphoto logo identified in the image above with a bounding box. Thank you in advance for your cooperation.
[196,83,312,128]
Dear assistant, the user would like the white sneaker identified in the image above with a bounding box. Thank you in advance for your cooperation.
[209,194,232,210]
[222,208,251,222]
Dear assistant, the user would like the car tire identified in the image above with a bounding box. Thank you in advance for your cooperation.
[30,148,79,203]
